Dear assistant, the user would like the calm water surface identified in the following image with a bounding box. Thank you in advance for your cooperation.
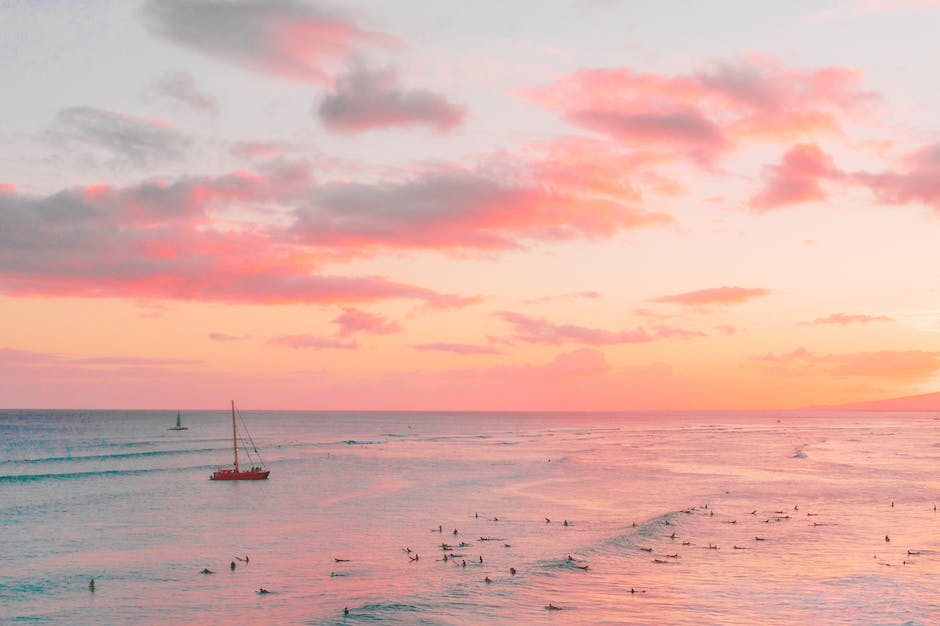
[2,410,940,624]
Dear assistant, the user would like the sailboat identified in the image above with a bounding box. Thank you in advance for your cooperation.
[168,410,188,431]
[210,401,270,480]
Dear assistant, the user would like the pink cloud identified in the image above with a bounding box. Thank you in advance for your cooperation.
[854,142,940,212]
[0,147,673,304]
[754,347,940,379]
[651,286,771,306]
[333,307,402,336]
[142,0,397,83]
[230,141,286,160]
[495,311,703,345]
[749,143,842,211]
[0,166,465,306]
[270,334,358,350]
[318,66,465,133]
[293,165,671,251]
[804,313,894,325]
[209,332,247,342]
[527,58,877,162]
[411,343,504,355]
[525,290,602,305]
[0,347,198,368]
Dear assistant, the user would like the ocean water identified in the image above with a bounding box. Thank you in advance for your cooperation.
[2,409,940,625]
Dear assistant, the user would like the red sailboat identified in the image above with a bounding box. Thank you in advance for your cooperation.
[210,401,270,481]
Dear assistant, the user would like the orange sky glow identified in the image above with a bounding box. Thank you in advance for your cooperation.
[1,1,938,410]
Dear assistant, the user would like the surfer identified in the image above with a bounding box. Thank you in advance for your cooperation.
[510,567,516,575]
[546,603,563,611]
[344,607,349,616]
[88,578,95,591]
[231,561,236,571]
[563,520,569,527]
[201,568,214,574]
[258,588,269,594]
[484,576,492,583]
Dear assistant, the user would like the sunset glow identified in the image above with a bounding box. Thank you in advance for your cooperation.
[1,0,938,409]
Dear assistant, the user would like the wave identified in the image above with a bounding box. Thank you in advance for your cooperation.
[1,447,222,466]
[0,464,218,483]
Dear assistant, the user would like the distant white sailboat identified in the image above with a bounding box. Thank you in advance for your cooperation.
[168,410,188,431]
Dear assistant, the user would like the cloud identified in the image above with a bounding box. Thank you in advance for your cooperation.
[651,286,771,306]
[150,71,219,114]
[749,144,842,211]
[411,342,504,355]
[754,347,940,379]
[293,166,671,251]
[318,66,465,133]
[0,146,672,304]
[525,290,601,304]
[527,58,877,162]
[565,107,728,162]
[332,307,402,336]
[270,334,358,349]
[0,347,198,367]
[209,332,247,341]
[495,311,702,345]
[51,106,189,166]
[803,313,894,325]
[0,167,466,306]
[854,142,940,213]
[142,0,397,83]
[230,141,286,160]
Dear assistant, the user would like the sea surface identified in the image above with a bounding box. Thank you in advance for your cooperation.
[2,409,940,625]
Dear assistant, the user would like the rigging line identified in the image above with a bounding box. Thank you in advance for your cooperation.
[235,406,265,467]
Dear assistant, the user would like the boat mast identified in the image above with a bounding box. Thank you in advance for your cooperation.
[231,400,240,472]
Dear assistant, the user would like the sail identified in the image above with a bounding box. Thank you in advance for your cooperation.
[209,401,269,480]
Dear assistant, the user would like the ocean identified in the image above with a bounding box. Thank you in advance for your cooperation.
[2,409,939,625]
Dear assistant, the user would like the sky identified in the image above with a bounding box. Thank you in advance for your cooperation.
[1,0,939,410]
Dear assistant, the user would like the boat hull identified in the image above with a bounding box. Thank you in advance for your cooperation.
[210,468,270,481]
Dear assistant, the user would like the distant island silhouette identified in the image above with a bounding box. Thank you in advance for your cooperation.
[810,391,940,412]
